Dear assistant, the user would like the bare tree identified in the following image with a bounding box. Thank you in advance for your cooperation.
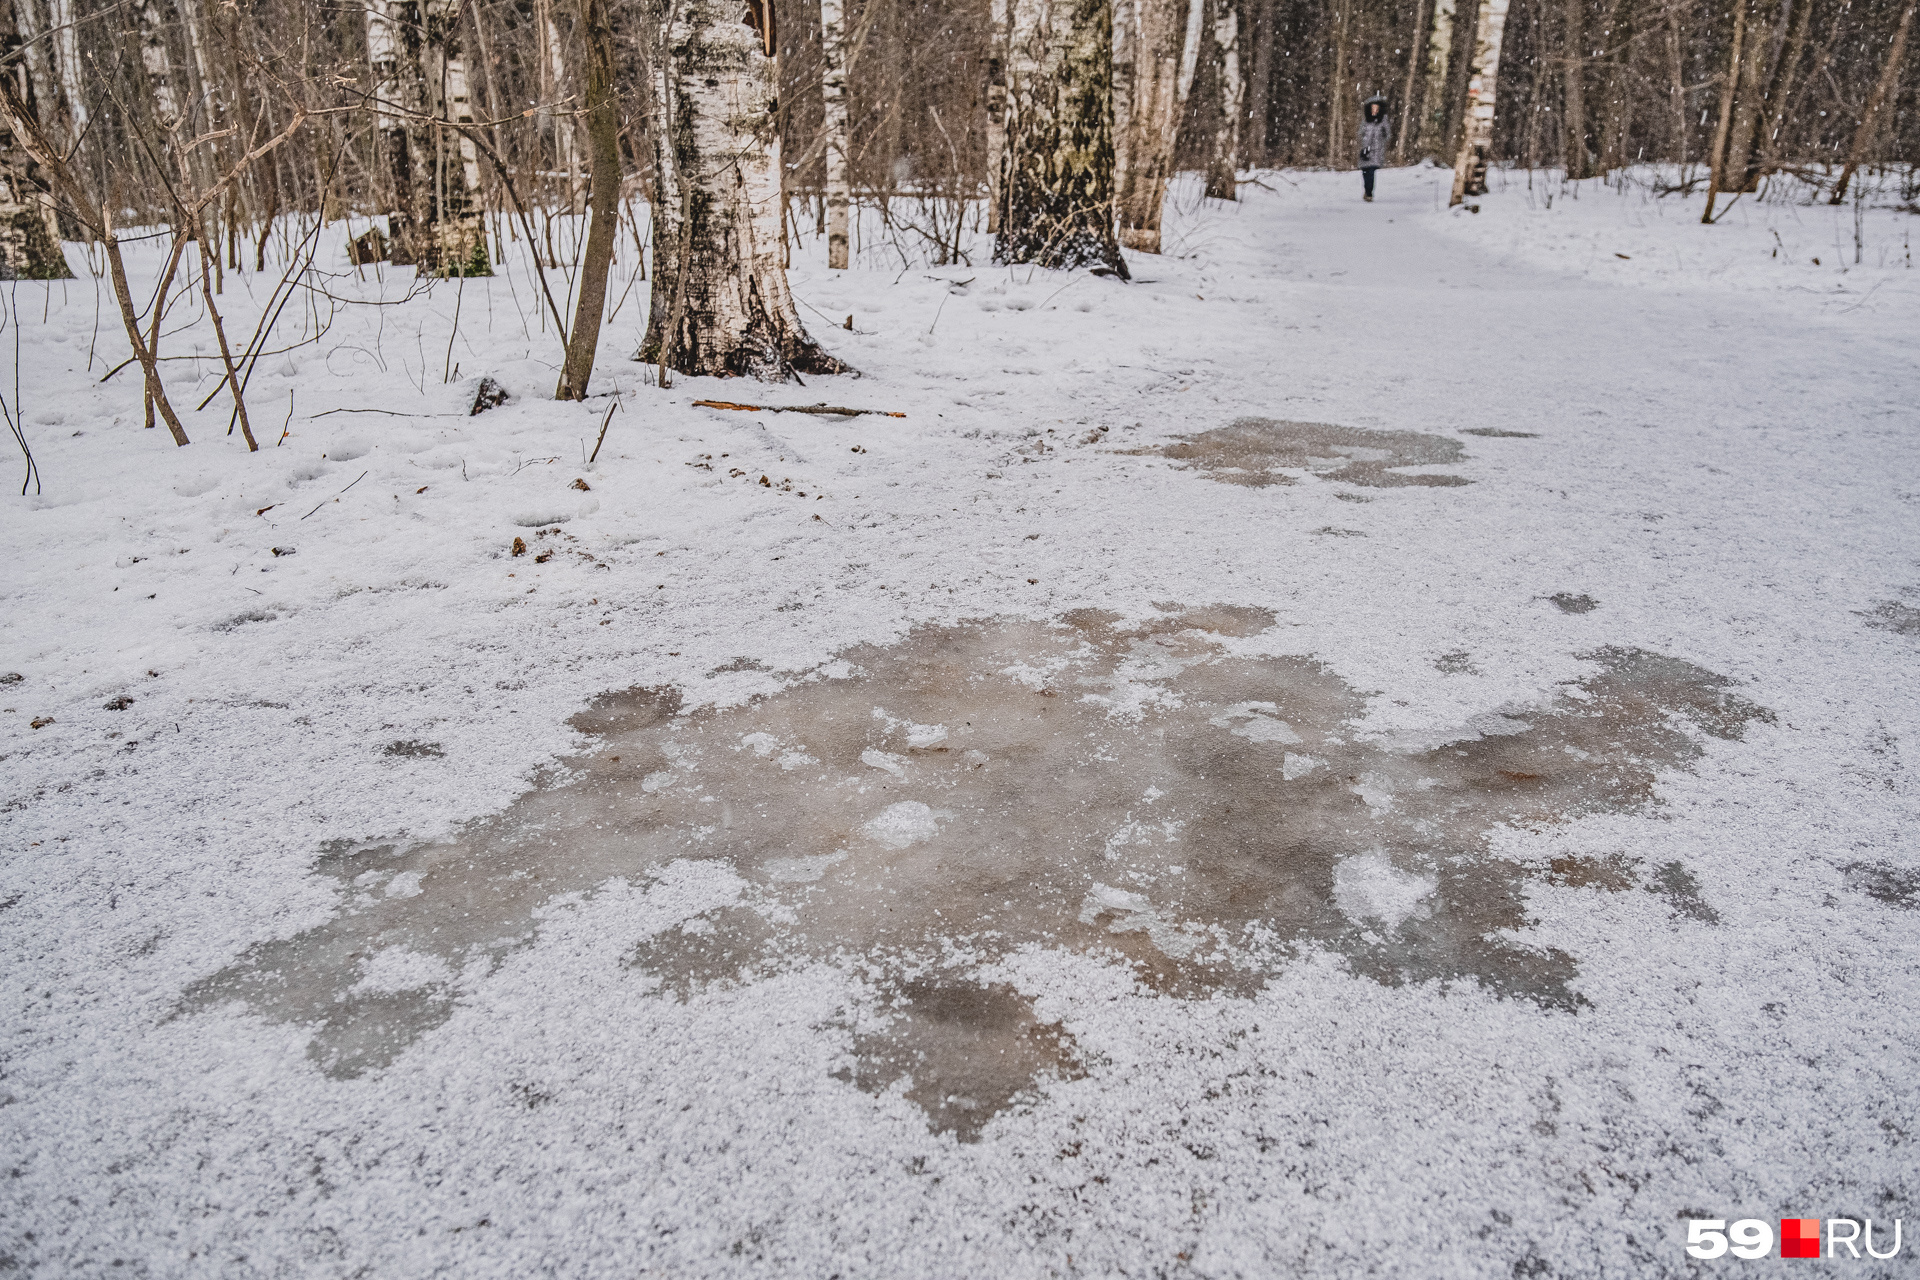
[1563,0,1592,177]
[1830,0,1916,202]
[639,0,848,381]
[556,0,618,400]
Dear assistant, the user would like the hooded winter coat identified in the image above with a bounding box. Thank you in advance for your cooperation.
[1359,97,1390,169]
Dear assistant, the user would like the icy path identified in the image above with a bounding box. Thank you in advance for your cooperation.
[1,171,1916,1278]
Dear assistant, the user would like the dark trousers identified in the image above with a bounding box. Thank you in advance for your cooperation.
[1362,167,1377,198]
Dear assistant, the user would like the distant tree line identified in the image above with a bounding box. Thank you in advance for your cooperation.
[0,0,1909,426]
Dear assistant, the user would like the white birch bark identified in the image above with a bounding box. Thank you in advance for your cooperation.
[1448,0,1510,203]
[1115,0,1186,251]
[133,0,181,131]
[1417,0,1456,155]
[822,0,851,267]
[421,1,487,274]
[639,0,847,380]
[537,0,583,214]
[0,0,68,276]
[365,0,419,260]
[995,0,1127,274]
[46,0,85,137]
[1177,0,1206,101]
[1205,1,1242,199]
[986,0,1008,235]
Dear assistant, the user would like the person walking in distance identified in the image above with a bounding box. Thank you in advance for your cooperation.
[1359,95,1390,202]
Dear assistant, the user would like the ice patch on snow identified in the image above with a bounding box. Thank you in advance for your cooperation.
[1209,701,1303,744]
[1332,853,1436,931]
[864,801,941,849]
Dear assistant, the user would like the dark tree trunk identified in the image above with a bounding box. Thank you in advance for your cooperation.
[556,0,619,400]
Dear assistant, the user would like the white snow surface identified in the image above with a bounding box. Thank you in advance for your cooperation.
[2,167,1918,1277]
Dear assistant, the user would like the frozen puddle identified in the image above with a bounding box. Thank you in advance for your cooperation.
[1145,417,1473,487]
[185,607,1769,1138]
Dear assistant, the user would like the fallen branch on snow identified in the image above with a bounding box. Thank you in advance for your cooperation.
[693,400,905,419]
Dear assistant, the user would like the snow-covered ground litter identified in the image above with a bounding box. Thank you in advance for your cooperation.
[2,166,1917,1277]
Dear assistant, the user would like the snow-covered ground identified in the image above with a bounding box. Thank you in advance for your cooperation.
[2,166,1916,1277]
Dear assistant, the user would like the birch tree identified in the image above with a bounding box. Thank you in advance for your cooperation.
[639,0,848,381]
[1205,0,1243,199]
[134,0,182,131]
[418,2,488,274]
[365,0,490,275]
[987,0,1008,234]
[536,0,583,214]
[822,0,851,267]
[1448,0,1509,203]
[0,2,69,278]
[995,0,1128,276]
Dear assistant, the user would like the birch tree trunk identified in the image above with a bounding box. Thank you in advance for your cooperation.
[0,3,70,278]
[639,0,848,381]
[537,0,583,214]
[822,0,851,266]
[988,0,1009,234]
[366,0,425,263]
[995,0,1128,276]
[1829,0,1915,203]
[46,0,85,144]
[133,0,182,132]
[1205,0,1242,199]
[1448,0,1510,203]
[419,0,489,275]
[1114,0,1185,251]
[1416,0,1457,156]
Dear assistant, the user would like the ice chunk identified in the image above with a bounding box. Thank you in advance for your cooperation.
[1210,701,1304,744]
[861,748,908,778]
[1332,853,1435,931]
[905,723,948,748]
[864,801,941,849]
[1079,883,1200,959]
[384,871,424,899]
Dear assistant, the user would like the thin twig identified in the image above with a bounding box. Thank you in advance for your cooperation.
[299,469,369,520]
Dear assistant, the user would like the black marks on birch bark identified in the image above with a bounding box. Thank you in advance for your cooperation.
[994,0,1129,276]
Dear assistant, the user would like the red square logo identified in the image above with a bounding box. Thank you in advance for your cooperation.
[1781,1218,1822,1259]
